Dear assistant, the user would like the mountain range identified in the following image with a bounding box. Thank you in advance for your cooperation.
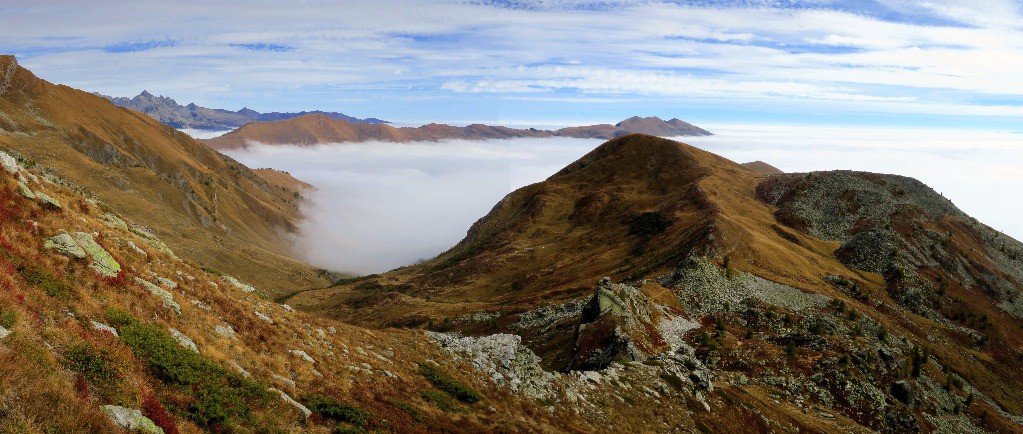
[98,91,388,131]
[2,55,1023,433]
[205,113,712,149]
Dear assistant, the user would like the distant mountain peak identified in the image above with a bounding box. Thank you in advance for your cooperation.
[206,114,712,148]
[102,91,388,131]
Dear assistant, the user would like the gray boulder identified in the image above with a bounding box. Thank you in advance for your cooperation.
[99,405,164,434]
[73,232,120,277]
[0,150,19,174]
[44,233,86,259]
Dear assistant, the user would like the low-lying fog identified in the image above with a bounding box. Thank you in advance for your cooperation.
[222,126,1023,275]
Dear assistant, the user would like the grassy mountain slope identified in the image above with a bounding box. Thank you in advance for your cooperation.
[0,55,327,295]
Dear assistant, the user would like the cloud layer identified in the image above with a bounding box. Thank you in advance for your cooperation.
[225,138,603,273]
[224,126,1023,274]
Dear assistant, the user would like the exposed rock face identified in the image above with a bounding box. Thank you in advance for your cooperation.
[571,278,639,370]
[0,325,10,340]
[44,233,86,259]
[99,405,164,434]
[72,232,120,277]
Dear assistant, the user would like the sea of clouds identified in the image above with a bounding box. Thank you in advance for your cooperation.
[222,126,1023,274]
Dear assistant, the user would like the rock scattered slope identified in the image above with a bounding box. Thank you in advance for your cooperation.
[204,114,711,149]
[100,90,387,130]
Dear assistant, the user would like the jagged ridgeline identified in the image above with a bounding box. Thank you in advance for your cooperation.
[294,134,1023,432]
[0,55,326,295]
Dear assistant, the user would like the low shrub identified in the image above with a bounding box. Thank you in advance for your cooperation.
[64,342,119,390]
[420,389,459,412]
[305,395,370,427]
[18,265,74,299]
[0,308,15,328]
[116,316,272,426]
[419,363,481,404]
[629,211,671,237]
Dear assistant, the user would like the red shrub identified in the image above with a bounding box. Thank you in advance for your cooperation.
[142,391,179,434]
[74,374,90,398]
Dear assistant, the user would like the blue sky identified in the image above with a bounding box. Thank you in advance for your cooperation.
[4,0,1023,128]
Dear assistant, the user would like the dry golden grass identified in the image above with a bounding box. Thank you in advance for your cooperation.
[0,55,328,297]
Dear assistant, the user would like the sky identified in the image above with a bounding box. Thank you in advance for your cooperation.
[3,0,1023,128]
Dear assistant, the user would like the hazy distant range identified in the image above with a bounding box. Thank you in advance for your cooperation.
[98,90,388,130]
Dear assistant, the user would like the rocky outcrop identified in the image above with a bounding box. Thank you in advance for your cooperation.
[571,278,640,370]
[99,405,164,434]
[72,232,120,277]
[44,233,86,259]
[427,331,557,399]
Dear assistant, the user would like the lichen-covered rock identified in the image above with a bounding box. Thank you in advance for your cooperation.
[127,240,147,256]
[44,233,86,259]
[0,325,10,340]
[214,324,236,339]
[16,181,35,199]
[0,151,18,174]
[223,275,256,293]
[133,277,181,314]
[169,327,199,353]
[91,321,118,336]
[255,311,274,324]
[154,276,177,289]
[34,190,61,209]
[129,226,177,259]
[99,405,164,434]
[72,232,120,277]
[101,213,128,230]
[271,388,312,419]
[288,349,315,363]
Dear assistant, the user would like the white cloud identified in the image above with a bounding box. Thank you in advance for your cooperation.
[224,138,604,273]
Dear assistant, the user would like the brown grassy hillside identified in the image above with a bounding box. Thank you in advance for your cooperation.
[205,114,710,149]
[0,55,328,295]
